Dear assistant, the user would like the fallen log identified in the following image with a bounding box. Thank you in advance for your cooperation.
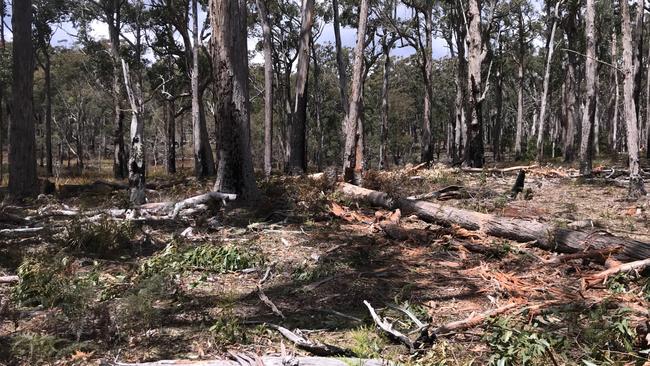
[171,192,237,218]
[461,164,539,174]
[0,275,19,284]
[103,356,388,366]
[338,183,650,262]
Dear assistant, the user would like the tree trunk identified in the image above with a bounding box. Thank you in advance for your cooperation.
[8,0,38,199]
[342,0,370,185]
[122,60,146,205]
[464,0,485,168]
[612,33,620,152]
[109,1,127,180]
[44,50,53,177]
[536,1,560,161]
[286,0,315,175]
[379,37,390,171]
[493,39,504,162]
[311,40,324,171]
[165,96,176,174]
[210,0,258,199]
[621,0,646,198]
[332,0,349,118]
[421,5,434,164]
[563,51,578,162]
[337,183,650,263]
[192,0,215,178]
[257,0,274,178]
[514,9,525,160]
[578,0,596,175]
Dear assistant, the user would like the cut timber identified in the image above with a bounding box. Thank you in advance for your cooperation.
[171,191,237,218]
[338,183,650,262]
[103,356,388,366]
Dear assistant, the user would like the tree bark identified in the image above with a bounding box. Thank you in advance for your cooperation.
[257,0,274,178]
[342,0,370,185]
[514,8,525,160]
[122,60,146,205]
[578,0,596,175]
[337,183,650,263]
[621,0,646,198]
[44,50,53,177]
[536,1,560,161]
[611,32,621,152]
[286,0,315,175]
[165,96,176,174]
[191,0,215,178]
[210,0,259,199]
[8,0,38,199]
[421,4,434,164]
[332,0,349,118]
[108,0,127,180]
[464,0,485,168]
[379,36,391,171]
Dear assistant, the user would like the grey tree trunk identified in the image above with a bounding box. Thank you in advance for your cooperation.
[165,96,176,174]
[379,36,391,171]
[257,0,273,178]
[192,0,215,178]
[108,0,127,180]
[621,0,646,198]
[44,50,53,177]
[612,33,620,152]
[536,1,560,161]
[211,0,258,199]
[286,0,315,175]
[464,0,485,168]
[9,0,38,199]
[421,5,434,164]
[578,0,596,175]
[332,0,349,118]
[342,0,370,185]
[122,60,146,205]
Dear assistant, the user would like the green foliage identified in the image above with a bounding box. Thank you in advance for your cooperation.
[62,219,135,258]
[10,333,69,364]
[485,316,561,366]
[349,326,386,358]
[485,241,512,260]
[581,307,637,362]
[116,274,176,330]
[12,256,95,311]
[141,243,264,277]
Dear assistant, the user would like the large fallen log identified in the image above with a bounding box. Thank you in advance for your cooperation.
[338,183,650,262]
[103,356,388,366]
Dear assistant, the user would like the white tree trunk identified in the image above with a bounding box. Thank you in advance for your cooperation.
[578,0,596,175]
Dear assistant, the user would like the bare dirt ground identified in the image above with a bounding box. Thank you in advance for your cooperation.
[1,162,649,365]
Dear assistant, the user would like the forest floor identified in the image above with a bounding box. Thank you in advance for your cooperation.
[1,160,649,365]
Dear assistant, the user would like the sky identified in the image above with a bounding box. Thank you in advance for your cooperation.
[3,2,452,64]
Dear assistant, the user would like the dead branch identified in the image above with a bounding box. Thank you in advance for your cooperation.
[542,247,622,265]
[363,300,415,352]
[433,302,520,335]
[461,164,539,174]
[584,257,650,288]
[257,285,285,319]
[265,324,355,357]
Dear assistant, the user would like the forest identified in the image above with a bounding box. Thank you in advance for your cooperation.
[0,0,650,365]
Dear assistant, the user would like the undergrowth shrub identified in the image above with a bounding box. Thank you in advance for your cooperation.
[114,273,176,331]
[485,316,562,366]
[140,243,264,277]
[62,219,135,258]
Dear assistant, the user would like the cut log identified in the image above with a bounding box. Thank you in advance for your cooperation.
[171,192,237,218]
[102,356,388,366]
[338,183,650,262]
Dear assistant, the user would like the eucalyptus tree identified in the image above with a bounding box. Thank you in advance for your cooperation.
[579,0,596,175]
[9,0,38,199]
[210,0,258,198]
